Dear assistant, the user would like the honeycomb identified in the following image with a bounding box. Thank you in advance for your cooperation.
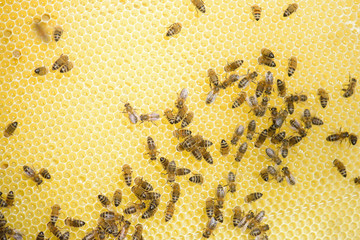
[0,0,360,239]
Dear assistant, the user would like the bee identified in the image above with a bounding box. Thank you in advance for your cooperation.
[112,189,122,207]
[251,5,262,21]
[342,74,357,98]
[261,48,274,58]
[200,147,213,164]
[181,111,194,128]
[349,134,357,145]
[122,102,139,124]
[1,227,23,240]
[142,199,160,219]
[256,96,269,117]
[238,210,254,229]
[190,147,202,162]
[52,54,69,71]
[165,201,175,222]
[283,3,298,17]
[254,129,267,148]
[354,177,360,184]
[206,86,220,104]
[287,56,297,77]
[286,97,295,115]
[333,159,347,178]
[246,120,256,140]
[174,105,188,124]
[144,191,161,200]
[260,168,269,182]
[232,92,247,108]
[5,191,14,206]
[267,124,277,138]
[98,194,111,208]
[250,224,270,236]
[132,224,143,240]
[175,88,189,109]
[234,142,248,162]
[224,60,244,72]
[189,174,204,184]
[177,135,196,152]
[231,125,245,145]
[98,218,117,235]
[285,94,307,114]
[221,74,240,89]
[171,183,180,203]
[290,119,307,137]
[205,198,215,218]
[265,148,282,165]
[139,112,160,125]
[23,165,43,185]
[131,185,147,200]
[227,171,236,193]
[238,70,258,88]
[273,109,288,129]
[146,136,158,161]
[264,71,274,95]
[53,26,63,41]
[122,164,132,186]
[124,202,146,215]
[215,184,225,208]
[164,109,176,124]
[4,122,18,137]
[0,198,7,207]
[39,168,51,179]
[326,129,349,143]
[207,69,220,88]
[173,129,192,139]
[280,140,289,158]
[255,80,265,98]
[317,88,329,108]
[267,166,284,183]
[134,177,153,191]
[191,0,206,13]
[271,131,286,144]
[118,221,131,240]
[47,222,63,239]
[288,135,303,147]
[247,96,259,114]
[214,206,223,223]
[34,66,48,76]
[311,116,324,126]
[258,56,276,67]
[167,160,177,183]
[65,217,86,227]
[36,232,45,240]
[202,217,218,238]
[248,210,266,229]
[244,192,263,203]
[282,167,296,185]
[175,168,191,176]
[220,139,230,155]
[277,79,286,97]
[159,157,170,170]
[59,60,73,73]
[301,109,312,129]
[232,206,243,227]
[0,219,6,227]
[166,23,182,37]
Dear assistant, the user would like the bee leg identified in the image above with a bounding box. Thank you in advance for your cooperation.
[150,121,158,126]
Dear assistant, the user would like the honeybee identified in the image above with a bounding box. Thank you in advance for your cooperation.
[202,217,217,238]
[232,92,247,108]
[189,174,204,184]
[159,157,170,170]
[260,168,269,182]
[290,119,307,137]
[264,71,274,95]
[255,80,265,98]
[36,232,45,240]
[254,129,267,148]
[200,147,213,164]
[231,125,245,145]
[244,192,263,203]
[146,136,159,161]
[248,210,266,230]
[60,60,73,73]
[122,102,139,124]
[256,96,268,117]
[333,159,347,178]
[98,218,117,235]
[113,189,122,207]
[282,167,296,185]
[167,160,177,182]
[47,222,63,239]
[165,201,175,222]
[221,74,240,89]
[190,147,202,161]
[301,109,312,129]
[250,224,270,236]
[227,171,236,193]
[134,177,153,191]
[33,21,50,42]
[261,48,274,58]
[283,3,298,17]
[288,135,303,147]
[52,54,69,71]
[1,227,23,240]
[251,5,262,21]
[140,112,160,125]
[177,135,196,152]
[215,184,225,208]
[39,168,51,179]
[354,177,360,185]
[23,165,43,185]
[317,88,329,108]
[246,120,256,140]
[191,0,206,13]
[142,199,160,219]
[132,224,143,240]
[206,86,220,104]
[258,56,276,67]
[34,66,48,76]
[171,183,180,203]
[271,131,286,144]
[286,98,295,115]
[232,206,243,227]
[176,168,191,176]
[267,124,277,138]
[311,115,324,126]
[207,69,220,88]
[164,109,175,124]
[5,191,14,206]
[265,148,282,165]
[267,166,283,183]
[280,140,289,158]
[0,218,6,227]
[287,56,297,77]
[349,134,357,145]
[214,205,223,223]
[181,111,194,128]
[220,139,230,155]
[53,26,63,42]
[342,74,357,98]
[175,88,189,109]
[175,105,188,124]
[273,109,288,129]
[173,129,192,139]
[4,122,18,137]
[238,210,254,229]
[234,142,248,162]
[205,198,215,218]
[238,70,258,88]
[277,79,286,97]
[124,202,146,215]
[65,217,85,227]
[62,231,70,240]
[131,185,147,200]
[122,164,132,186]
[247,96,259,114]
[166,23,182,37]
[326,129,349,143]
[0,198,7,207]
[98,194,111,208]
[224,60,244,72]
[118,221,131,240]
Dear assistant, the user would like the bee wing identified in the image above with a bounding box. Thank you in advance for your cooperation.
[241,220,251,232]
[286,174,296,185]
[206,89,218,104]
[148,112,161,121]
[265,148,275,158]
[129,113,139,124]
[208,217,217,229]
[246,96,258,107]
[179,88,189,100]
[290,119,302,130]
[235,125,245,136]
[24,166,36,177]
[265,71,273,84]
